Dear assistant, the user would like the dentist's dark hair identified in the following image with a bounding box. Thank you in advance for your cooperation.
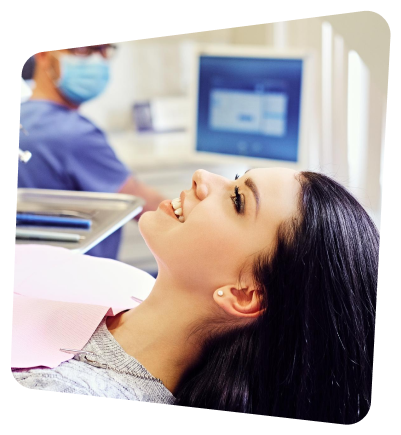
[175,171,379,424]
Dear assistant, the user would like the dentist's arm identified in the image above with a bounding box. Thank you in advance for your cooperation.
[118,175,166,221]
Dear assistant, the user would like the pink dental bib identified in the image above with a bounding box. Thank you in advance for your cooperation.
[11,245,155,369]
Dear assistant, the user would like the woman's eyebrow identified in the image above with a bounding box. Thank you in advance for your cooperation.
[244,177,260,215]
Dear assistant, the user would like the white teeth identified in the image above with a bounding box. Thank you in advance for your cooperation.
[171,198,181,209]
[171,197,184,222]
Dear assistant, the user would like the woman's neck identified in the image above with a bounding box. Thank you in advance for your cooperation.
[107,277,213,394]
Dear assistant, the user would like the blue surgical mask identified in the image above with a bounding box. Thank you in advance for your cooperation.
[56,54,110,105]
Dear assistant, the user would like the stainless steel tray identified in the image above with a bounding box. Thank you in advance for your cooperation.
[16,188,144,253]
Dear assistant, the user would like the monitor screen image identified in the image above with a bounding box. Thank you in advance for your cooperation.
[196,55,303,162]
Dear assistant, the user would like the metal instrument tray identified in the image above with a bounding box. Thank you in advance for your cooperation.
[16,188,144,253]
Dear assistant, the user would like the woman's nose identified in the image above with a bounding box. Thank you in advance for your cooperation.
[191,169,212,201]
[191,169,228,201]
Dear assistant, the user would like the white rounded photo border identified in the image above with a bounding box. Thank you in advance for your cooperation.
[1,1,401,434]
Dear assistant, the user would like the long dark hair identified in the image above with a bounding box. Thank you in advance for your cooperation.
[175,171,379,424]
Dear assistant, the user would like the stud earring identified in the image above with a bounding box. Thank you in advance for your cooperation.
[217,290,224,297]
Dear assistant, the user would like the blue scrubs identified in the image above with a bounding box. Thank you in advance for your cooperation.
[18,100,131,259]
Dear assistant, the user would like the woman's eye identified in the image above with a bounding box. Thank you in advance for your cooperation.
[234,173,240,180]
[231,185,245,214]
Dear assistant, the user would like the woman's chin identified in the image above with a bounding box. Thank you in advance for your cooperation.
[137,210,153,238]
[137,211,165,254]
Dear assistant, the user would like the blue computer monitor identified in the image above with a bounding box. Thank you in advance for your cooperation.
[194,49,306,166]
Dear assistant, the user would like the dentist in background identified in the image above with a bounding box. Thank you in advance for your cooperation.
[18,45,165,260]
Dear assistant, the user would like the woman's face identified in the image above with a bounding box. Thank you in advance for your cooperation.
[139,168,300,293]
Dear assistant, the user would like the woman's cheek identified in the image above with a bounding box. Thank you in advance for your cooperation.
[184,222,244,266]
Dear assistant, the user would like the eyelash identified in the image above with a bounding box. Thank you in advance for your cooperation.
[231,174,244,214]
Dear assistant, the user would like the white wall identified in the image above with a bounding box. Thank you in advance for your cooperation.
[80,29,232,131]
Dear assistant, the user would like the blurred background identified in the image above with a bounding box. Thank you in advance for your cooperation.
[21,11,390,276]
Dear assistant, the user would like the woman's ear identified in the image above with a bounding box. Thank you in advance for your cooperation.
[213,284,265,319]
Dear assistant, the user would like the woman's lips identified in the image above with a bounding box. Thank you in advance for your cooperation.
[159,199,179,220]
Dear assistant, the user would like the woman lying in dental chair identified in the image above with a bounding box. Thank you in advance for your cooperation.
[12,168,379,425]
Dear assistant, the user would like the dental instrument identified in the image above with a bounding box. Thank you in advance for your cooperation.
[16,228,84,242]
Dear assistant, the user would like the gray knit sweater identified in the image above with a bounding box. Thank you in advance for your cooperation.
[12,319,176,405]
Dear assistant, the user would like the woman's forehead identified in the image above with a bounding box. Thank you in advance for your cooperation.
[247,167,300,191]
[248,168,301,217]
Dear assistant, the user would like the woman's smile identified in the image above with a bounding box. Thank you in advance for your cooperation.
[158,199,181,220]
